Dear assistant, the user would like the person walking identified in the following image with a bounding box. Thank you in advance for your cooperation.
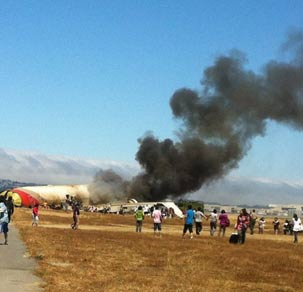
[236,208,250,244]
[249,209,258,235]
[135,206,144,232]
[71,202,80,230]
[152,205,162,237]
[182,205,195,239]
[32,204,39,227]
[5,196,14,223]
[209,209,218,236]
[194,207,207,235]
[218,210,229,237]
[292,214,302,243]
[0,196,9,245]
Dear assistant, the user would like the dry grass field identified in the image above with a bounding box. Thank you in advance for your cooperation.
[13,208,303,292]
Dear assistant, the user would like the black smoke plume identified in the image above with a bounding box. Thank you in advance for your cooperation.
[129,29,303,201]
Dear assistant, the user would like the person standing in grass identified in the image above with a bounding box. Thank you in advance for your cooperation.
[283,219,290,235]
[71,202,80,230]
[194,207,207,235]
[32,204,39,227]
[292,214,302,243]
[152,205,162,237]
[182,205,195,239]
[236,208,250,244]
[0,196,9,245]
[135,206,144,232]
[272,217,280,235]
[249,209,258,235]
[258,217,266,234]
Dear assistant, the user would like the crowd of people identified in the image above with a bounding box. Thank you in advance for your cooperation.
[1,194,303,245]
[181,205,234,241]
[134,204,303,244]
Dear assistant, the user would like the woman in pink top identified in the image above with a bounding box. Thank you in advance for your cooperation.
[236,208,250,244]
[218,210,229,237]
[152,206,162,237]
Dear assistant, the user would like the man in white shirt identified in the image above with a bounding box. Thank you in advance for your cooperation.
[194,207,208,235]
[209,209,218,236]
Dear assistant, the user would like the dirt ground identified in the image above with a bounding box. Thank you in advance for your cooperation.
[13,208,303,292]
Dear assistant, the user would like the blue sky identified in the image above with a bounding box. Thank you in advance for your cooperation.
[0,1,303,187]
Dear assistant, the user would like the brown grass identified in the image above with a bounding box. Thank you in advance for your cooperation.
[13,208,303,292]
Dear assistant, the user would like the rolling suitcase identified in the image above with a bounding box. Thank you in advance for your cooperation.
[229,232,239,244]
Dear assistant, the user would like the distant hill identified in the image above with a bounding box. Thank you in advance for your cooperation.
[0,179,43,193]
[190,177,303,205]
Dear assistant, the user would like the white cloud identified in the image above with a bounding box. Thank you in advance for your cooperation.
[0,148,140,185]
[1,147,303,205]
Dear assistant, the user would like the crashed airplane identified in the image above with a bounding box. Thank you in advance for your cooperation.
[0,184,183,217]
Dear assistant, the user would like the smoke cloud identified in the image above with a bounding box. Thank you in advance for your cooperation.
[129,29,303,201]
[88,169,129,204]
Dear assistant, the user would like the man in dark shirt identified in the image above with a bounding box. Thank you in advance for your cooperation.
[5,196,14,223]
[71,202,80,230]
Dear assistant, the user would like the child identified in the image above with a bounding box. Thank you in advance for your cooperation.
[258,217,266,234]
[32,204,39,226]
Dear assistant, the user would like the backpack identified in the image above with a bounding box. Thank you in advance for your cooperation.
[229,233,239,244]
